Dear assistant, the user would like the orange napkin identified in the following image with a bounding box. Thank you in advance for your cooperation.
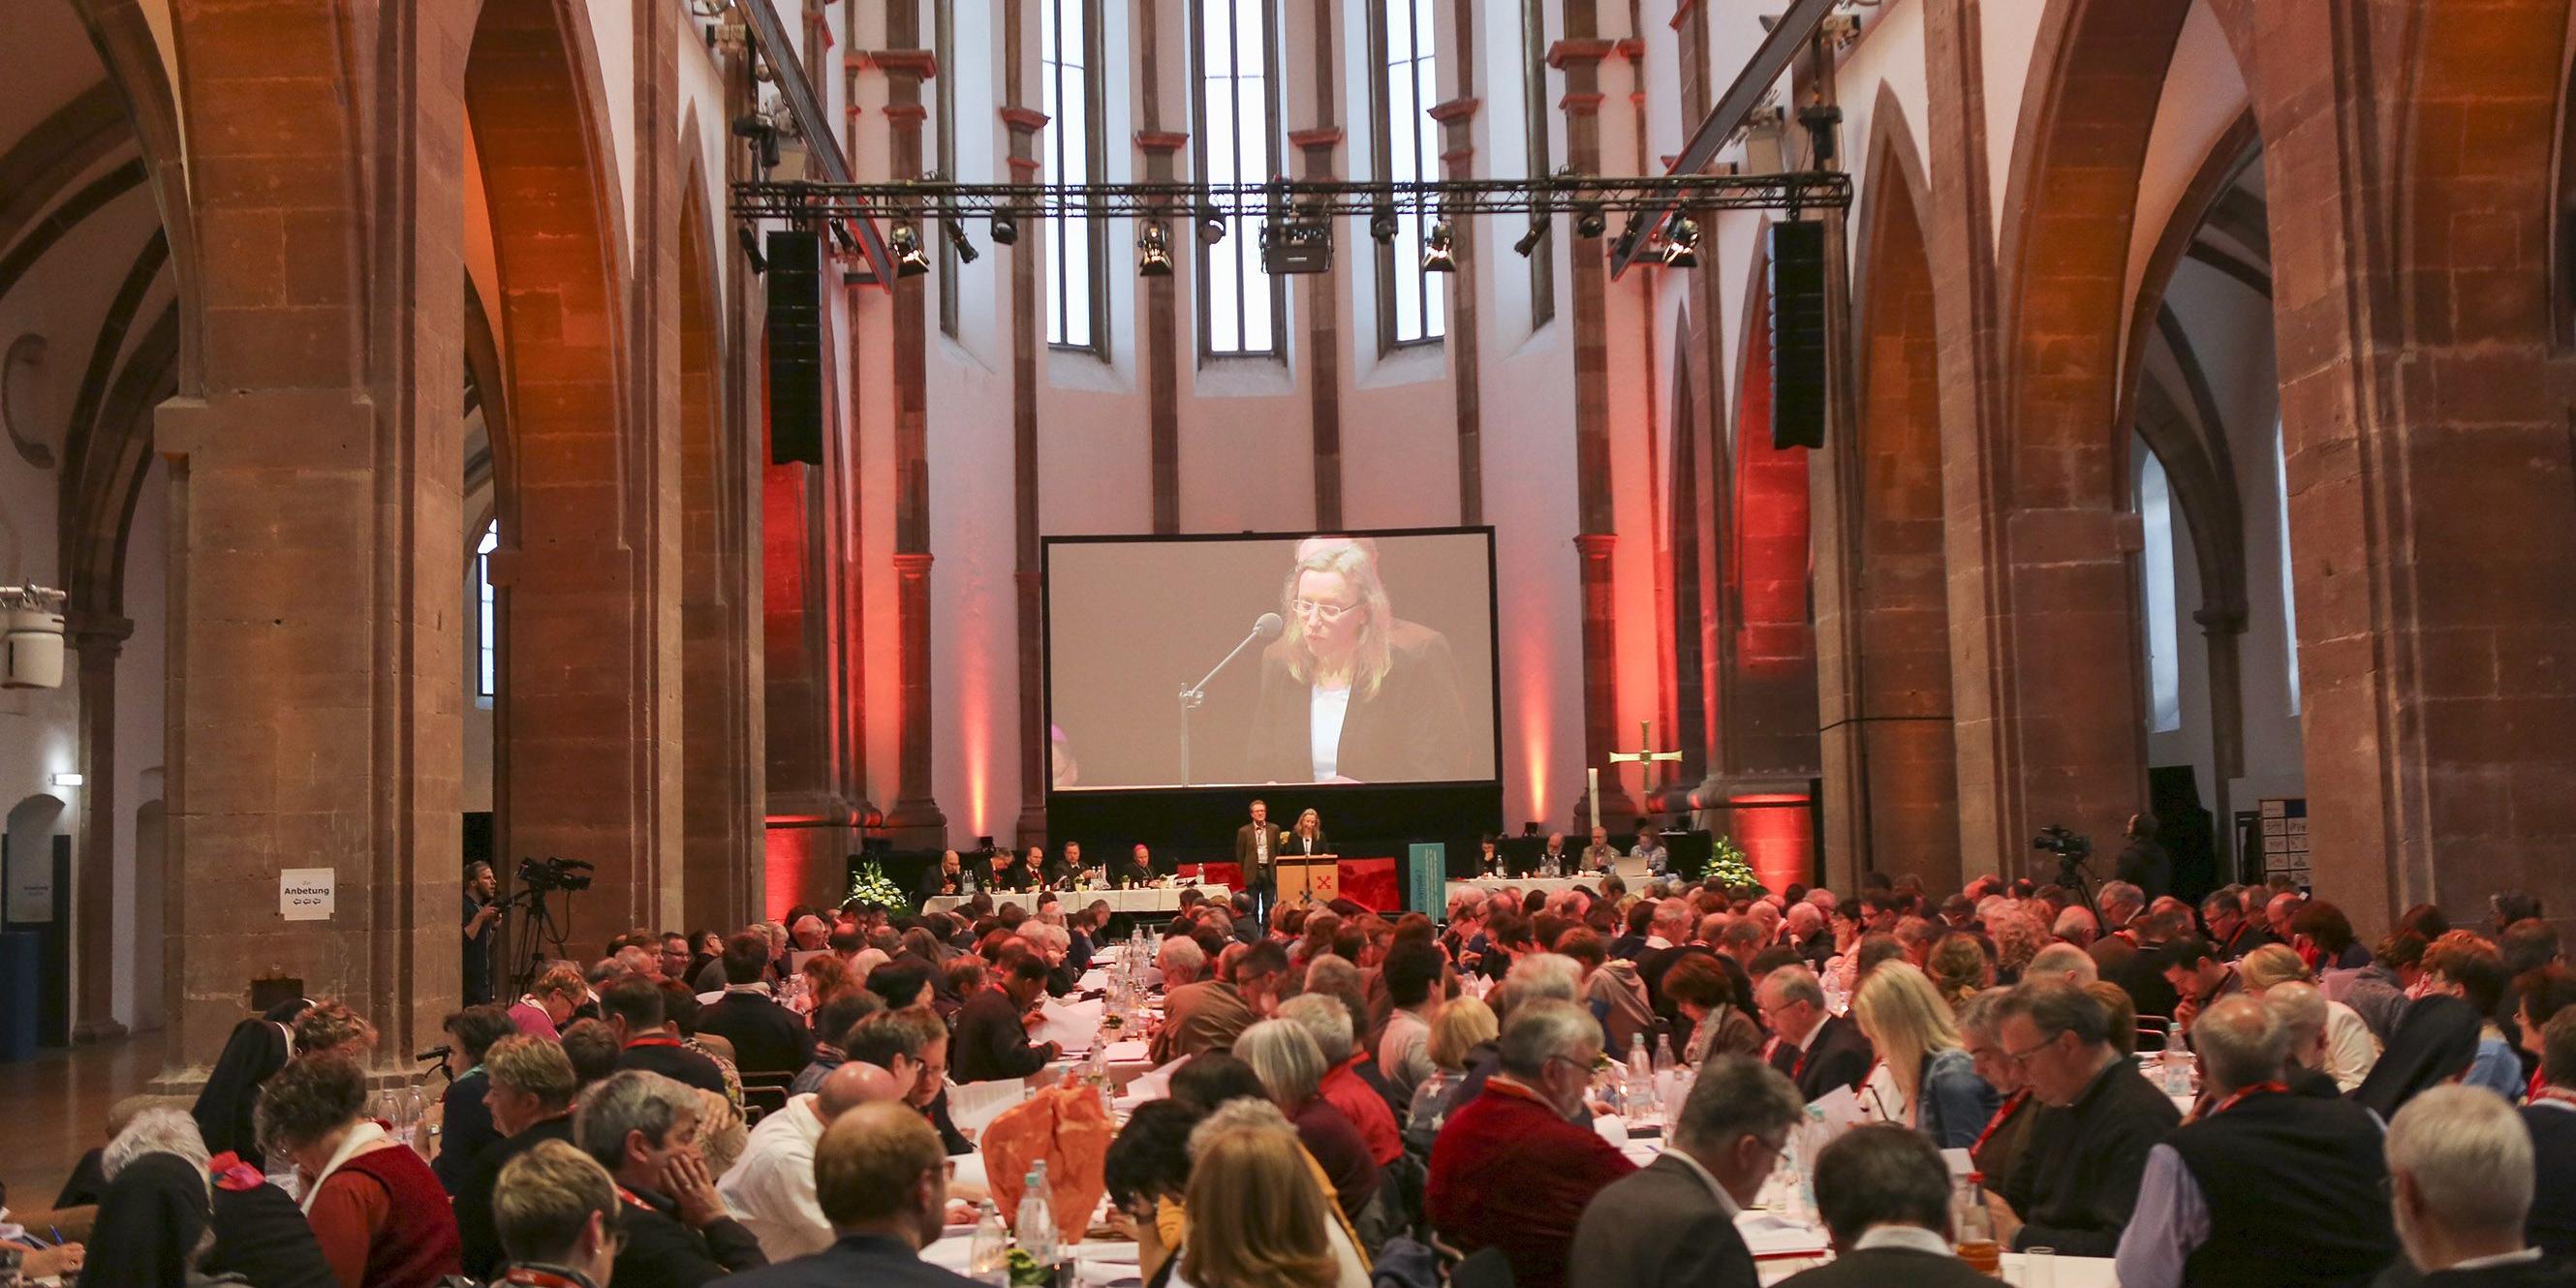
[980,1076,1116,1245]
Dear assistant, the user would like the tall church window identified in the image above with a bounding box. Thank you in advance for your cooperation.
[2136,443,2182,734]
[1371,0,1443,348]
[937,0,960,338]
[1043,0,1108,352]
[1522,0,1554,328]
[1193,0,1283,356]
[2275,422,2301,717]
[477,519,499,700]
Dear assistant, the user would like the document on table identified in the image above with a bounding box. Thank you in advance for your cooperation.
[1736,1211,1832,1259]
[1037,997,1106,1053]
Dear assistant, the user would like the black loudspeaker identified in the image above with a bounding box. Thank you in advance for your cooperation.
[765,229,823,466]
[1767,220,1828,450]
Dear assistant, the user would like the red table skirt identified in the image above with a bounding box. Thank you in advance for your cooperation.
[1181,859,1401,912]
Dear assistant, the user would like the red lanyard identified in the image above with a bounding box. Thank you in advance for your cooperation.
[1972,1089,2029,1158]
[504,1271,591,1288]
[2531,1085,2576,1110]
[615,1185,659,1214]
[2197,1082,2287,1122]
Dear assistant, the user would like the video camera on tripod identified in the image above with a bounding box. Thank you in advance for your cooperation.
[516,855,595,893]
[2032,824,2103,929]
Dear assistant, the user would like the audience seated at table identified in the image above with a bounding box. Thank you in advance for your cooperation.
[1777,1124,1999,1288]
[1154,939,1287,1064]
[717,1062,905,1260]
[2114,996,2396,1288]
[696,1101,986,1288]
[456,1034,583,1278]
[951,939,1064,1083]
[97,858,2576,1288]
[577,1070,767,1288]
[1428,999,1638,1288]
[1569,1055,1803,1288]
[1991,980,2181,1256]
[1849,962,1997,1149]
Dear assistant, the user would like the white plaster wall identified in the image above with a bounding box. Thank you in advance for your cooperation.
[1978,0,2047,246]
[586,0,638,236]
[2124,2,2249,351]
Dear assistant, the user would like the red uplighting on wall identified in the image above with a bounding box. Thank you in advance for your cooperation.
[1730,792,1813,892]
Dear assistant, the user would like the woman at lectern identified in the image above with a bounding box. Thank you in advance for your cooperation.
[1244,538,1474,784]
[1284,808,1330,856]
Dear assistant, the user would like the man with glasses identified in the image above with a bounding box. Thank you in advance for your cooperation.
[1570,1055,1802,1288]
[1757,965,1876,1101]
[1993,979,2181,1256]
[1429,999,1640,1288]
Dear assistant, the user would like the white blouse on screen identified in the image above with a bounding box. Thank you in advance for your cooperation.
[1310,682,1352,779]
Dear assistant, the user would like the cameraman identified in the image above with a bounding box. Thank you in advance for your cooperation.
[2114,813,2171,902]
[466,861,502,1004]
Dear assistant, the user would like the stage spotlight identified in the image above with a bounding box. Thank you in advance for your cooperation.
[990,210,1019,245]
[1196,205,1227,245]
[736,225,767,275]
[1136,222,1174,277]
[944,218,979,264]
[1369,205,1398,243]
[889,225,931,278]
[1512,218,1547,258]
[1661,216,1700,269]
[1421,220,1456,273]
[1574,204,1606,238]
[826,220,856,254]
[1522,821,1541,838]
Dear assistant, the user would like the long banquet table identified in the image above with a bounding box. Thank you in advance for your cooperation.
[924,883,1229,916]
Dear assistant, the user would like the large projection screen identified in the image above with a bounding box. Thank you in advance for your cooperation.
[1045,529,1501,790]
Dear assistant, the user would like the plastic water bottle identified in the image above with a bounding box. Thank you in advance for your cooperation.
[1017,1163,1058,1268]
[1653,1032,1677,1077]
[969,1200,1010,1284]
[1627,1032,1655,1116]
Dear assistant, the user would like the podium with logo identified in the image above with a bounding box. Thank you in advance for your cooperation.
[1278,854,1340,906]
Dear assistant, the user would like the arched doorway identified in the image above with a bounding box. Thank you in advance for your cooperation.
[464,0,671,953]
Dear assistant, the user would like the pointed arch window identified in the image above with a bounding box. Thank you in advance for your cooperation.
[2136,442,2182,734]
[1043,0,1109,352]
[1370,0,1443,348]
[476,519,500,700]
[2274,421,2301,717]
[1192,0,1284,357]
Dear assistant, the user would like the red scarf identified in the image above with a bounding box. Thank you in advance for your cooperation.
[207,1151,268,1193]
[2190,1081,2288,1123]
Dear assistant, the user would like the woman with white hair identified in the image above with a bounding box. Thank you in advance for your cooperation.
[1850,962,1997,1149]
[83,1106,337,1288]
[1235,1019,1381,1220]
[1243,538,1474,784]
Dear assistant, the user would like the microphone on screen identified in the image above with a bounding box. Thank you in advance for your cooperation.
[1254,611,1285,640]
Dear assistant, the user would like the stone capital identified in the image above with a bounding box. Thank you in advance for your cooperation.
[1559,91,1608,116]
[1548,39,1618,70]
[866,48,940,79]
[1135,130,1191,153]
[999,106,1050,134]
[1428,97,1481,125]
[1288,126,1345,151]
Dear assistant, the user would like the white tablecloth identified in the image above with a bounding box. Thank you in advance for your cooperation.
[1447,875,1607,902]
[925,884,1230,916]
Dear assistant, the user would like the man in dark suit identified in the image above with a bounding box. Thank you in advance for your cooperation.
[1755,965,1875,1101]
[1106,843,1156,890]
[579,1070,768,1288]
[949,943,1061,1083]
[1995,980,2180,1257]
[695,932,816,1076]
[1779,1125,2000,1288]
[1234,800,1285,924]
[692,1101,983,1288]
[1570,1055,1805,1288]
[604,976,730,1097]
[2386,1083,2576,1288]
[914,850,967,906]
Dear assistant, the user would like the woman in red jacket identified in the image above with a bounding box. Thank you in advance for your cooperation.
[257,1053,462,1288]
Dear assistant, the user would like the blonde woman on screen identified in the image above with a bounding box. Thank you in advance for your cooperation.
[1245,537,1474,784]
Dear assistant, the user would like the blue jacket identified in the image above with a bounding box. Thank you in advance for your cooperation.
[1918,1047,2000,1150]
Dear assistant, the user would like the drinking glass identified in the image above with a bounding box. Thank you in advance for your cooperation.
[2023,1246,2056,1288]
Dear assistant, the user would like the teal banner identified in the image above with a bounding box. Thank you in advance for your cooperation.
[1408,843,1447,916]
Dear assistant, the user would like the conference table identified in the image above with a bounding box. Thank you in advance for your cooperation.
[924,883,1230,916]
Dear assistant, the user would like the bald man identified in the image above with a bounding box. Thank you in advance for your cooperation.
[717,1060,905,1260]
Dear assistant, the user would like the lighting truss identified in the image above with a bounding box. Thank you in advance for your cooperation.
[730,171,1848,225]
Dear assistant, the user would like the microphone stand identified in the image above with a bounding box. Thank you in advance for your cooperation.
[1179,625,1270,786]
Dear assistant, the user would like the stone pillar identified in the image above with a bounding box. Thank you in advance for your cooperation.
[1005,71,1050,844]
[1291,126,1346,529]
[70,612,130,1043]
[876,24,948,849]
[1551,19,1636,833]
[157,0,470,1074]
[1429,95,1481,526]
[2226,0,2576,929]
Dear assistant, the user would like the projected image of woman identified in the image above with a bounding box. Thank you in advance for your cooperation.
[1245,538,1473,783]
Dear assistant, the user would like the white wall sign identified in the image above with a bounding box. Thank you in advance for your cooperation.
[281,868,335,921]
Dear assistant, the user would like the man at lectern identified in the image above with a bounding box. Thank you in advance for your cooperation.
[1235,799,1287,924]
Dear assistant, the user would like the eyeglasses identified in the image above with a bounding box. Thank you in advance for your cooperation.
[2002,1034,2060,1067]
[1290,598,1360,623]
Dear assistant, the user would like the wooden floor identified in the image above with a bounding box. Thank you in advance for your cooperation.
[0,1033,170,1210]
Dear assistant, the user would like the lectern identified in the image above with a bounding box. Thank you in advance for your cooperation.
[1278,854,1340,906]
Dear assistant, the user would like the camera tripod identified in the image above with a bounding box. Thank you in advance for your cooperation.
[500,874,576,997]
